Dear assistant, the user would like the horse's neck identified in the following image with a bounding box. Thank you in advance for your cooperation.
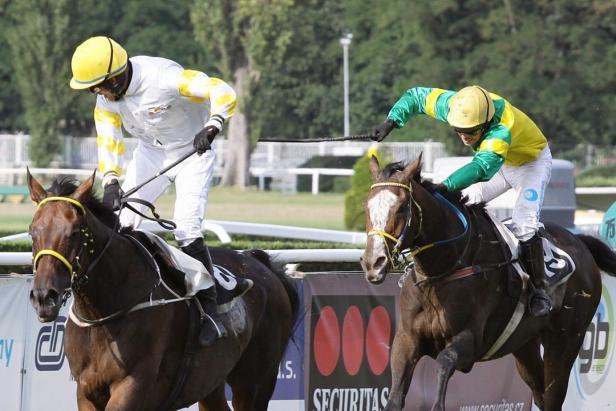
[409,186,470,274]
[74,218,157,316]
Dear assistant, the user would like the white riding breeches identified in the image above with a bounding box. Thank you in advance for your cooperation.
[119,142,215,246]
[462,146,552,241]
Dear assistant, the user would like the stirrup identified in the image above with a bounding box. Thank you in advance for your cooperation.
[528,289,551,317]
[199,312,228,346]
[233,278,254,299]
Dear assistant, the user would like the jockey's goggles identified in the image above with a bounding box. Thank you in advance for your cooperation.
[453,124,484,136]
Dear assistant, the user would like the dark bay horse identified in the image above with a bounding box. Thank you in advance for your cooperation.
[27,171,299,411]
[360,155,616,411]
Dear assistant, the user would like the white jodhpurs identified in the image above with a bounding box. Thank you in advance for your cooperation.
[119,142,215,246]
[462,146,552,241]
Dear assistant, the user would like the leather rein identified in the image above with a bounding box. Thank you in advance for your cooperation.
[366,182,474,285]
[33,196,190,326]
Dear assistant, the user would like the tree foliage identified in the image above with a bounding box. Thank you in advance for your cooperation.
[0,0,613,167]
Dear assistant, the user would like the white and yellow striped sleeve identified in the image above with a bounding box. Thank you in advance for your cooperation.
[176,69,237,130]
[93,99,124,184]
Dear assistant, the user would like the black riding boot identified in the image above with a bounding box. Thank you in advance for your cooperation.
[520,234,552,317]
[181,238,227,346]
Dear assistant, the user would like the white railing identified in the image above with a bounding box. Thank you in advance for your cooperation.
[0,248,364,268]
[0,220,366,245]
[0,134,446,185]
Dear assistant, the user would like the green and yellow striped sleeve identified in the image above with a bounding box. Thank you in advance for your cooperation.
[387,87,455,127]
[442,150,505,192]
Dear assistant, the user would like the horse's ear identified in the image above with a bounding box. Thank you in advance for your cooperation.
[27,167,47,204]
[71,171,96,203]
[402,152,423,182]
[369,155,380,181]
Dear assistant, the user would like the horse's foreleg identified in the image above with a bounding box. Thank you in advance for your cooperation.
[512,338,545,410]
[431,330,474,411]
[384,330,421,411]
[199,384,231,411]
[76,386,98,411]
[104,377,150,411]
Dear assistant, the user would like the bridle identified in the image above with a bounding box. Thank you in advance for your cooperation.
[367,182,422,269]
[32,195,191,326]
[367,181,470,275]
[32,196,113,304]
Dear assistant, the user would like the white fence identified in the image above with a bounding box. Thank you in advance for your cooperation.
[0,134,446,191]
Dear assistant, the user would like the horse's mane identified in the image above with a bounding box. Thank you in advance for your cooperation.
[47,178,120,228]
[379,160,488,214]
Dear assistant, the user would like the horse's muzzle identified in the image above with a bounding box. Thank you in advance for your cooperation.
[30,288,61,322]
[360,252,388,284]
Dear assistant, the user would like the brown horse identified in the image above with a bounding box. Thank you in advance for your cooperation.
[27,171,299,411]
[360,155,616,411]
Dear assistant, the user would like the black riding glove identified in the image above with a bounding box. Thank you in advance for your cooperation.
[193,125,219,155]
[371,119,396,142]
[102,180,123,211]
[434,183,449,195]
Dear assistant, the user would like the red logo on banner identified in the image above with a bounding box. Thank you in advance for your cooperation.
[313,304,392,377]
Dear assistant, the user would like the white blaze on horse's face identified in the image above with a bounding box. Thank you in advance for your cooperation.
[362,189,399,282]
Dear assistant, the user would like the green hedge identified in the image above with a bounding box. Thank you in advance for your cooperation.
[344,148,389,231]
[0,237,364,274]
[576,164,616,187]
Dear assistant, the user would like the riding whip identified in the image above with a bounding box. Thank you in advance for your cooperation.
[258,134,372,143]
[122,149,198,198]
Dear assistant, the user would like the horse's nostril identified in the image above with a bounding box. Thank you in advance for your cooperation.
[46,289,59,304]
[375,256,387,269]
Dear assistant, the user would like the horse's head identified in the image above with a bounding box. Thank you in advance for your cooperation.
[27,170,95,322]
[361,154,423,284]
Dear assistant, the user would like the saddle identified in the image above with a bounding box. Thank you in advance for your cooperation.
[480,217,576,359]
[490,217,576,293]
[128,230,246,307]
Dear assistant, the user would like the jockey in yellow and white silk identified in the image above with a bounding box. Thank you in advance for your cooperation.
[94,56,236,246]
[387,86,551,242]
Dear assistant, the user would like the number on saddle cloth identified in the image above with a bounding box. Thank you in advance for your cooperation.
[496,218,575,286]
[537,228,576,285]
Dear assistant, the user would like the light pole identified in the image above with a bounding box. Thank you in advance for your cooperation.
[340,32,353,136]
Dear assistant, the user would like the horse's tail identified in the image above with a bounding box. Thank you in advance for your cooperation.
[245,249,301,326]
[577,234,616,276]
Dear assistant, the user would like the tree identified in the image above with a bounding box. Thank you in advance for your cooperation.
[4,0,79,165]
[192,0,295,187]
[249,0,345,140]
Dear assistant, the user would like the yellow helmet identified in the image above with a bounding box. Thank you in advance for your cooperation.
[447,85,495,130]
[70,37,128,90]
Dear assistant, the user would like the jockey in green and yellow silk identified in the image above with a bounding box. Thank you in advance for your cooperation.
[370,85,553,317]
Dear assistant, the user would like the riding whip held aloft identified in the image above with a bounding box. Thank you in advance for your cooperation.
[258,134,372,143]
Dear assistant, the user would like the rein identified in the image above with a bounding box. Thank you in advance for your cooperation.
[34,197,113,303]
[367,182,470,274]
[33,196,189,326]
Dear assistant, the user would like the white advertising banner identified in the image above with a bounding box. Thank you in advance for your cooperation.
[2,270,614,411]
[0,278,30,411]
[562,272,616,410]
[21,297,77,411]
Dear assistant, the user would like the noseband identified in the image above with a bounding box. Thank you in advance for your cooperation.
[33,196,111,303]
[367,182,470,272]
[367,182,421,269]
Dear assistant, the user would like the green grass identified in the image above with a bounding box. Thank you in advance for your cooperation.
[0,187,348,235]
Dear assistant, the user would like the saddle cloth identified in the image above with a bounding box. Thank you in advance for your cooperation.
[137,231,244,305]
[489,217,576,287]
[481,217,576,360]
